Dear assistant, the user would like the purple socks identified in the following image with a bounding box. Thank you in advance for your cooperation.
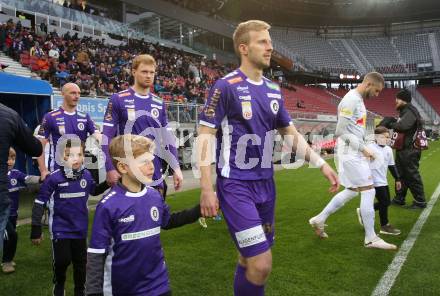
[233,264,265,296]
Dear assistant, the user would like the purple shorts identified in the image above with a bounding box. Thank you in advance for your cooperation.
[216,177,276,258]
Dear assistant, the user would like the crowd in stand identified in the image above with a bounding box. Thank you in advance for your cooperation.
[0,18,235,115]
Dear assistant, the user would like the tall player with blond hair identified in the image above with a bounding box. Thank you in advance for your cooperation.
[101,54,183,196]
[197,20,339,296]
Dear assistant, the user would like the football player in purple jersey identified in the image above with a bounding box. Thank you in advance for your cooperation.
[197,20,339,296]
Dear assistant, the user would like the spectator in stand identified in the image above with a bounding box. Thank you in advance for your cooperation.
[49,44,60,60]
[36,56,50,80]
[30,42,44,57]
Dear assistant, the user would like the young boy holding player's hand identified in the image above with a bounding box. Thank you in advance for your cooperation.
[85,134,201,296]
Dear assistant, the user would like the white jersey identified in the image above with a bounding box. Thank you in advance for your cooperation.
[336,89,367,159]
[367,143,395,187]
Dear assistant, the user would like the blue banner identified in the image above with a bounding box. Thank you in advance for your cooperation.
[53,96,108,127]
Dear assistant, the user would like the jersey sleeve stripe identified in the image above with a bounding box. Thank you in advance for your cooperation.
[87,248,106,254]
[199,120,216,128]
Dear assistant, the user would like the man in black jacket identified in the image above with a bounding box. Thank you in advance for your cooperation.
[0,103,43,257]
[381,89,426,209]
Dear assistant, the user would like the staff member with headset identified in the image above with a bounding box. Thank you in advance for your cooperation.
[381,89,427,209]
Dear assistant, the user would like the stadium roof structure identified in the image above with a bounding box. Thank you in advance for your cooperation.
[0,72,53,96]
[178,0,440,27]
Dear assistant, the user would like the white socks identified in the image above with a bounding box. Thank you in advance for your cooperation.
[360,188,377,242]
[316,189,358,222]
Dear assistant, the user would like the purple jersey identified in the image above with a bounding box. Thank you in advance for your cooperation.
[7,169,27,217]
[102,88,178,188]
[199,69,292,180]
[88,184,171,296]
[37,108,98,170]
[35,169,96,239]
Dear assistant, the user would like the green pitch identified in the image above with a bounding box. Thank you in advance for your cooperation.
[2,141,440,295]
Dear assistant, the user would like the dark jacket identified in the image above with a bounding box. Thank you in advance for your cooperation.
[0,103,42,204]
[389,104,420,150]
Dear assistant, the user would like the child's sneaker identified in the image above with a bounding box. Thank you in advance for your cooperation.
[1,262,15,273]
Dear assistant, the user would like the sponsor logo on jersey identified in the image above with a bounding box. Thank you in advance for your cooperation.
[150,206,159,222]
[80,179,87,189]
[236,86,250,93]
[235,225,266,248]
[151,108,160,119]
[204,88,221,118]
[267,93,281,99]
[239,95,252,100]
[339,108,353,117]
[227,77,243,85]
[118,215,135,223]
[124,99,134,103]
[60,192,86,199]
[241,101,253,120]
[356,116,366,127]
[56,117,64,121]
[58,182,69,187]
[265,82,280,91]
[127,108,136,121]
[270,100,279,114]
[121,227,161,241]
[77,122,85,131]
[77,118,87,122]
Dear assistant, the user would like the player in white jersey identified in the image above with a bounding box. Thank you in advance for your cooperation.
[356,126,401,235]
[309,72,397,250]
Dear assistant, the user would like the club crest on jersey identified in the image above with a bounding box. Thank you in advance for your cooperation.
[10,179,17,186]
[80,179,87,189]
[270,100,279,115]
[150,206,159,222]
[77,122,85,131]
[241,101,253,120]
[151,108,160,119]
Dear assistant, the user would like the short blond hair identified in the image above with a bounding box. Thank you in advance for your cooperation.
[132,54,156,70]
[109,135,155,171]
[233,20,271,56]
[363,72,385,86]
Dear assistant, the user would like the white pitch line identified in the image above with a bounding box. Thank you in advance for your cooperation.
[371,182,440,296]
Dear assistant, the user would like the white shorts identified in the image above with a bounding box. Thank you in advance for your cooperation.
[337,155,373,189]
